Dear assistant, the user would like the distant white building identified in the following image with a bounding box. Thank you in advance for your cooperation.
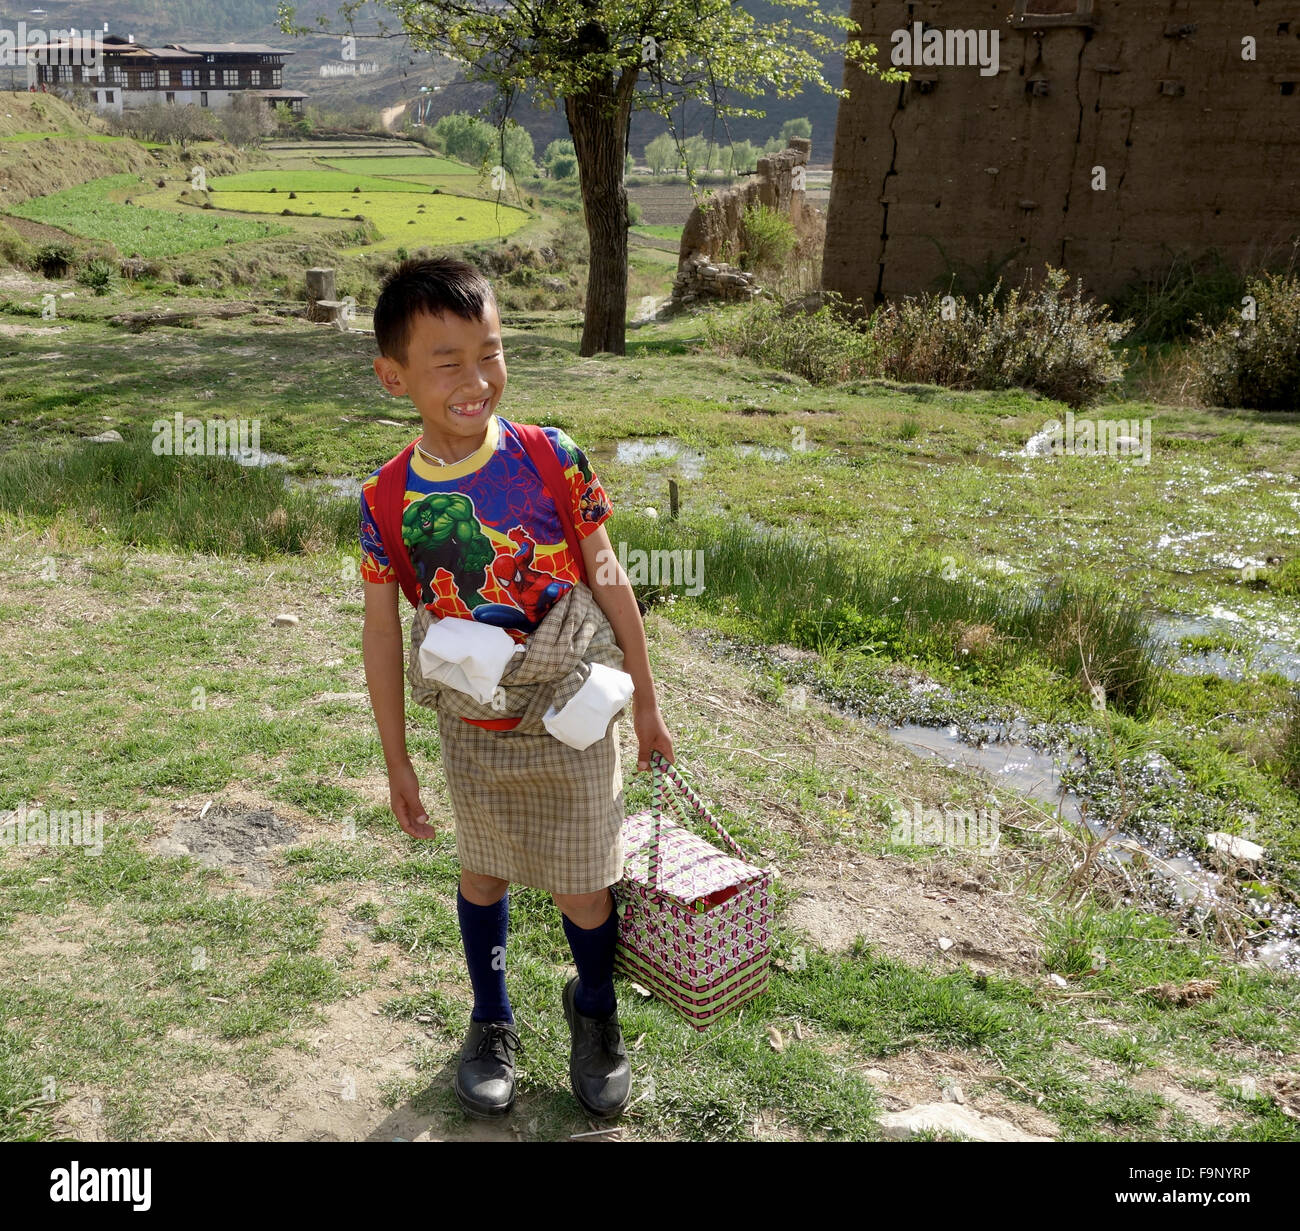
[23,34,306,114]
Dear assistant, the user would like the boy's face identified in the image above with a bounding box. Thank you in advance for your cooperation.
[373,303,506,451]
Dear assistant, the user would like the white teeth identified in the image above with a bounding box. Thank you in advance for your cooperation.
[452,400,487,412]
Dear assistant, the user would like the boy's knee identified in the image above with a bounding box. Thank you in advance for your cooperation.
[552,887,613,928]
[460,870,509,904]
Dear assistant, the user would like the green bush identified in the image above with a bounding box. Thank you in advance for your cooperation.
[702,291,876,385]
[0,221,34,270]
[739,203,796,272]
[1191,271,1300,411]
[1110,251,1247,344]
[867,267,1131,408]
[34,243,75,278]
[626,200,643,227]
[76,258,116,295]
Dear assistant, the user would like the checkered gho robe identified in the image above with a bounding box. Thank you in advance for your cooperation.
[406,584,628,893]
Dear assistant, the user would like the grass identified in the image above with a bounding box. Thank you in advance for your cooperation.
[209,170,432,194]
[6,174,290,258]
[211,189,532,252]
[321,155,474,176]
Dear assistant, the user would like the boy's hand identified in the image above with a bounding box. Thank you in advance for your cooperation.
[388,760,436,839]
[633,704,674,772]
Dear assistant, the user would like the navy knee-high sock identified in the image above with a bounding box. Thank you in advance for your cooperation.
[457,887,513,1024]
[561,898,618,1019]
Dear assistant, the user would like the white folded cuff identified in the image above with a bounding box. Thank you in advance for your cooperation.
[542,661,636,750]
[417,616,523,706]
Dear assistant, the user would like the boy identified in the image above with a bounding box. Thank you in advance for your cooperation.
[358,257,674,1122]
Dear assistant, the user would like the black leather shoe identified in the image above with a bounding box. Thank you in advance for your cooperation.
[454,1019,520,1119]
[562,976,631,1119]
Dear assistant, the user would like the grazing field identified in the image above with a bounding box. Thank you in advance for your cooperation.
[321,154,473,176]
[210,170,431,194]
[210,189,531,251]
[6,173,290,258]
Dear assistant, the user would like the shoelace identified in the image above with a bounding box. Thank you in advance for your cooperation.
[473,1022,521,1063]
[583,1016,624,1057]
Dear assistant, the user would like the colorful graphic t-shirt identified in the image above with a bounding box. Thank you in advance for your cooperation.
[359,415,612,645]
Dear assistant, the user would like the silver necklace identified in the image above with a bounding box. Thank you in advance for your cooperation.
[416,438,474,466]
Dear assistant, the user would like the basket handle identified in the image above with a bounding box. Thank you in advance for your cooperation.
[645,749,748,890]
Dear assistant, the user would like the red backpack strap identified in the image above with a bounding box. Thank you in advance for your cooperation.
[515,422,590,585]
[372,437,422,609]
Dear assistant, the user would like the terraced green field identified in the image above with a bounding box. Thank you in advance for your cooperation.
[322,154,472,176]
[5,173,290,257]
[210,170,430,193]
[211,188,530,250]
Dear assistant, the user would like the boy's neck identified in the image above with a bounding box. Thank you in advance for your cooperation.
[418,420,492,466]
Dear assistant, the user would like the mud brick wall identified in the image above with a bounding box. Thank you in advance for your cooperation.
[823,1,1300,311]
[671,136,823,306]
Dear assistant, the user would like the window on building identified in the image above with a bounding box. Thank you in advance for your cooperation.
[105,91,115,103]
[139,70,155,88]
[166,91,175,103]
[158,69,170,86]
[200,92,209,107]
[58,64,73,82]
[209,70,218,85]
[272,69,282,86]
[181,69,195,87]
[223,69,239,86]
[250,69,261,85]
[111,66,127,85]
[1012,0,1096,26]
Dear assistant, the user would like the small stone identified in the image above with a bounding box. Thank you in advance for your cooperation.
[1049,973,1069,988]
[937,936,954,951]
[942,1083,966,1104]
[272,613,299,627]
[85,430,123,443]
[1232,1076,1258,1099]
[1207,832,1264,863]
[878,1102,1051,1142]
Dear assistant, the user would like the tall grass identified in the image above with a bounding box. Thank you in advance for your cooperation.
[1281,689,1300,791]
[611,512,1169,716]
[0,435,355,557]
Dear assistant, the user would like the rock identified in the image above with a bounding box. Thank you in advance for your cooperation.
[376,418,404,427]
[1232,1076,1258,1099]
[1207,832,1264,862]
[272,613,299,627]
[937,936,955,951]
[941,1083,966,1104]
[877,1102,1051,1142]
[84,430,123,443]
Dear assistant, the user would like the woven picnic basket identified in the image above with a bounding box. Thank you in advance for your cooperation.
[613,750,773,1030]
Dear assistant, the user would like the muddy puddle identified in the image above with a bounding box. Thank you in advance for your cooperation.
[229,448,362,502]
[1149,613,1300,684]
[881,720,1298,971]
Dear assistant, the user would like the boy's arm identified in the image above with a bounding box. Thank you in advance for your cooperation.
[362,579,435,838]
[580,524,675,770]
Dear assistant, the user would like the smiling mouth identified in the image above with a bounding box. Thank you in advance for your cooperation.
[449,398,490,416]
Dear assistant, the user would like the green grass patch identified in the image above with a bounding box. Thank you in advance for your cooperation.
[213,189,530,251]
[321,155,474,176]
[210,170,431,194]
[7,174,289,258]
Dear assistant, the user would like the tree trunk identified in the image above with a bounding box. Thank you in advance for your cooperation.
[565,72,636,357]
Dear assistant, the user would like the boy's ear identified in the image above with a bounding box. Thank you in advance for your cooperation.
[374,355,407,396]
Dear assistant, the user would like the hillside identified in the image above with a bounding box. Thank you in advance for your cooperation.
[3,0,854,163]
[0,95,160,208]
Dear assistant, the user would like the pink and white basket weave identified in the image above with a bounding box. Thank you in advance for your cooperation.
[613,750,773,1030]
